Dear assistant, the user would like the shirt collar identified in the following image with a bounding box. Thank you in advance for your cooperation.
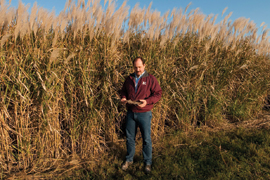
[135,71,145,79]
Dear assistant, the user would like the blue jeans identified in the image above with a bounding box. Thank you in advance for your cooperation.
[125,110,152,165]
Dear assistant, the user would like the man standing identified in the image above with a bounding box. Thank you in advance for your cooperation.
[120,57,162,173]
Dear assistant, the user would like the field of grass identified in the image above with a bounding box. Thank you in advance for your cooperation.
[10,117,268,179]
[1,0,270,178]
[63,119,270,180]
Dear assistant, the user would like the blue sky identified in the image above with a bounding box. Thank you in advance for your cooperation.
[9,0,270,33]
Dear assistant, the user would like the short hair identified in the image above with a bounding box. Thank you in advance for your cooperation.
[133,57,145,65]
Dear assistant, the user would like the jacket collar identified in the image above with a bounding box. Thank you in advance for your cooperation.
[130,71,149,79]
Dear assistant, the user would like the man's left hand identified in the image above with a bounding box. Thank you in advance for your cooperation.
[138,99,147,108]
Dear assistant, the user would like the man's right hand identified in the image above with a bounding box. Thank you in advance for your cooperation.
[121,98,127,104]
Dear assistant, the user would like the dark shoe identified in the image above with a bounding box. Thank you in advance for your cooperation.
[121,161,133,171]
[144,164,151,174]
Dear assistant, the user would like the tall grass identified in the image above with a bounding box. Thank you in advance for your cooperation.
[0,0,270,176]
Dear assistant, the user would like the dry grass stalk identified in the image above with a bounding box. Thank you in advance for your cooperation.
[65,52,76,64]
[222,7,228,16]
[50,48,61,64]
[0,34,11,47]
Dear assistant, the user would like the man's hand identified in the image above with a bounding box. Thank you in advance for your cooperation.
[121,98,127,104]
[138,99,147,108]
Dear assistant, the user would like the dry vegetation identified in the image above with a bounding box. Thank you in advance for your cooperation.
[0,0,270,177]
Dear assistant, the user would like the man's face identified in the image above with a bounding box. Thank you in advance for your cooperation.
[133,59,145,76]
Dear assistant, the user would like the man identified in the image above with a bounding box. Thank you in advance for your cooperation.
[120,57,162,173]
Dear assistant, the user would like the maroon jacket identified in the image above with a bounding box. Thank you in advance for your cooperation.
[120,71,162,113]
